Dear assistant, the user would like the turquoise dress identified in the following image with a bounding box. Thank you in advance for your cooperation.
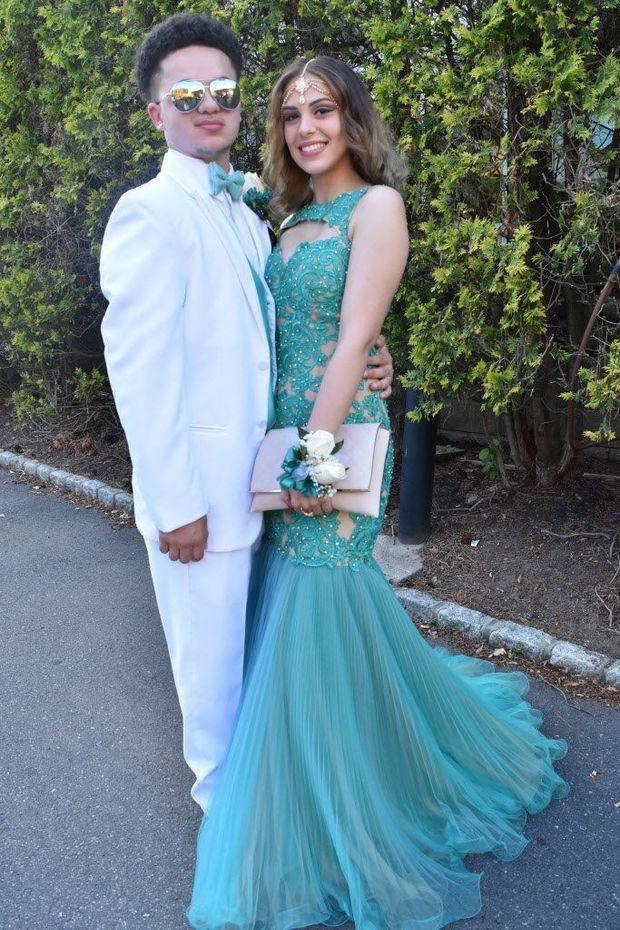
[188,189,568,930]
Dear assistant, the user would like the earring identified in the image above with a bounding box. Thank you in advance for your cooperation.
[157,122,164,129]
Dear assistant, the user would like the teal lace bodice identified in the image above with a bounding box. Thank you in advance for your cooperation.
[264,187,393,570]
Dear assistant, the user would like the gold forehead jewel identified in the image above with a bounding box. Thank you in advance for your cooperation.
[282,59,338,107]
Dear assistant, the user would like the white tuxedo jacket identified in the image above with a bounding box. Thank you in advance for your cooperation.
[100,149,275,551]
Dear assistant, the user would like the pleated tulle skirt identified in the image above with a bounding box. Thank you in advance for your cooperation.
[188,543,568,930]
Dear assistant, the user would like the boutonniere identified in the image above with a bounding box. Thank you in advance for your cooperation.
[242,172,272,222]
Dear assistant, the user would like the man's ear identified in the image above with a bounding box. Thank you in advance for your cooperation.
[147,102,164,130]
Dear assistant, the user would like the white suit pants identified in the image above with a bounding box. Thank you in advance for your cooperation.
[145,539,253,811]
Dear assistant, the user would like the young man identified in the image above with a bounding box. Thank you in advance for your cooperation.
[100,13,394,811]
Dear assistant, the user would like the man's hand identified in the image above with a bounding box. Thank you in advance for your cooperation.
[364,334,394,400]
[159,516,208,563]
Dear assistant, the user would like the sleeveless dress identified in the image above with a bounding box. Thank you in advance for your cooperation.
[188,188,568,930]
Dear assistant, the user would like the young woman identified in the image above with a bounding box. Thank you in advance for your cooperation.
[188,56,568,930]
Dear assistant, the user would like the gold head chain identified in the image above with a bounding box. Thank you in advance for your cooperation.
[282,59,339,108]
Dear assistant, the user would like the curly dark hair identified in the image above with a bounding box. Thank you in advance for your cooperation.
[135,13,243,102]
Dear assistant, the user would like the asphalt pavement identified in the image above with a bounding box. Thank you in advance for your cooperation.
[1,469,618,930]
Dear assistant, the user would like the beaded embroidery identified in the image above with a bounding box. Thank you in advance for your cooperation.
[264,187,394,570]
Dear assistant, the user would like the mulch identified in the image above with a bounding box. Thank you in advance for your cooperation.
[386,449,620,660]
[0,404,133,491]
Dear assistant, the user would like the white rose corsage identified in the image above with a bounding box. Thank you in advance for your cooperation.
[278,428,347,499]
[242,171,272,222]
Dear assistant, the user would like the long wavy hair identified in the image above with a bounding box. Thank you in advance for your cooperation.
[264,56,407,220]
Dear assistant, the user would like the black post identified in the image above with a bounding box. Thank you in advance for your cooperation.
[398,388,438,544]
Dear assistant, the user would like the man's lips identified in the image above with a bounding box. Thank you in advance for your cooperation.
[195,119,225,130]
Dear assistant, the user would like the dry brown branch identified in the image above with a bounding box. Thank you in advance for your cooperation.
[539,529,612,541]
[541,677,596,716]
[558,258,620,478]
[594,586,615,628]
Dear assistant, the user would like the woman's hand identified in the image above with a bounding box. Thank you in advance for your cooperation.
[282,489,334,517]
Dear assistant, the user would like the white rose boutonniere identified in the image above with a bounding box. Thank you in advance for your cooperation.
[242,171,266,195]
[242,172,271,222]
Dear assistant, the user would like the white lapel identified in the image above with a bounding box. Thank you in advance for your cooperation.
[239,201,272,270]
[238,203,277,384]
[159,150,265,339]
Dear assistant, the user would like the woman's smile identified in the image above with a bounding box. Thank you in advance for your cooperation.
[298,140,328,156]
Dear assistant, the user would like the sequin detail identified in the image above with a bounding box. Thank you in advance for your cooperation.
[264,187,393,570]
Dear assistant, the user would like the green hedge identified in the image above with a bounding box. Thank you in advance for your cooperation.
[0,0,618,482]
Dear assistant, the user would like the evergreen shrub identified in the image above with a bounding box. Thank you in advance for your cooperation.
[0,0,617,482]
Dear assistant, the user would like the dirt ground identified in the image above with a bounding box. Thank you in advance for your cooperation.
[1,405,619,660]
[386,450,620,659]
[0,405,133,491]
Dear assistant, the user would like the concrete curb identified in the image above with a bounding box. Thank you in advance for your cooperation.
[396,588,619,687]
[0,449,134,515]
[2,447,618,687]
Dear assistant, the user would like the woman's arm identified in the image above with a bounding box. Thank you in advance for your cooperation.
[307,186,408,432]
[286,186,409,515]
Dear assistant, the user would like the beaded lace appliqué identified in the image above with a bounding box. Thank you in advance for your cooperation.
[264,188,394,570]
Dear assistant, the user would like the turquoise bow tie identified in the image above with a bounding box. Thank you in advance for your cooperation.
[209,162,245,201]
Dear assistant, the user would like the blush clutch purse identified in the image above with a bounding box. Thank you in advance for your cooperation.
[250,422,390,518]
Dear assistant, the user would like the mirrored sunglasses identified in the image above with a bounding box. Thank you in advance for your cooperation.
[164,78,241,113]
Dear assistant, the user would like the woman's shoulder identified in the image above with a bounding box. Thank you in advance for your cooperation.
[361,184,405,212]
[351,185,406,233]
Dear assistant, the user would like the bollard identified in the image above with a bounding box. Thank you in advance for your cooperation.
[398,388,438,544]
